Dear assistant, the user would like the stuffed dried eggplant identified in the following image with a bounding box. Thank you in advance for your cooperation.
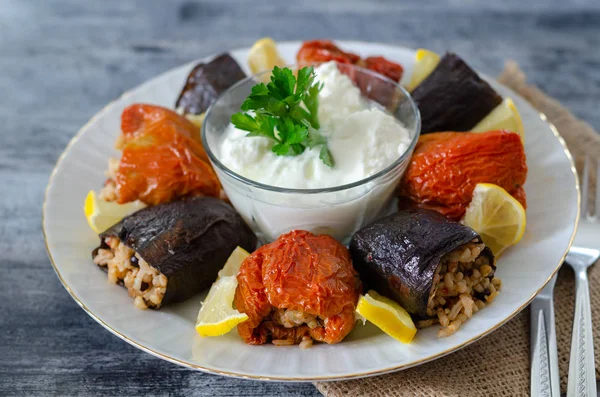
[411,53,502,134]
[234,230,361,347]
[92,196,257,310]
[175,53,246,115]
[398,130,527,220]
[349,209,498,337]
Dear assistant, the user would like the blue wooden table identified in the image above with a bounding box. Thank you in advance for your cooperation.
[2,0,599,395]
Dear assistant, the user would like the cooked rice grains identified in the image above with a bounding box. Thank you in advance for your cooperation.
[417,242,501,337]
[263,309,321,349]
[98,158,120,202]
[93,237,167,310]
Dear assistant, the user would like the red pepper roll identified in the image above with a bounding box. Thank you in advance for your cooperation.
[398,130,528,220]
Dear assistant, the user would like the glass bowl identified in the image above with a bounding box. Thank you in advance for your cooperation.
[202,63,421,244]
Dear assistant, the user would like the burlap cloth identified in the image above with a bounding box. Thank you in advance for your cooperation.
[315,62,600,397]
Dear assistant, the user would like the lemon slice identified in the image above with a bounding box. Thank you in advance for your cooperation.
[356,290,417,343]
[195,276,248,337]
[218,246,250,278]
[472,97,524,140]
[195,247,251,337]
[462,183,527,257]
[84,190,146,233]
[406,49,440,91]
[248,37,286,75]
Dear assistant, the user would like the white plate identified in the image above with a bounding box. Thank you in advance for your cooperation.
[43,41,579,381]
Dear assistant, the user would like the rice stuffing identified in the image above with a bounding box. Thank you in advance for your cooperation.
[257,308,324,349]
[98,158,120,202]
[417,242,501,337]
[93,237,168,310]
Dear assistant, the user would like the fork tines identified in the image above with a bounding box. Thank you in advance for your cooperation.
[582,156,599,221]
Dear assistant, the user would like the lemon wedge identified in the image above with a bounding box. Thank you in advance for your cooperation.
[472,97,524,140]
[84,190,146,233]
[248,37,286,76]
[356,290,417,343]
[218,246,250,278]
[195,247,251,337]
[195,276,248,337]
[462,183,527,257]
[407,49,440,91]
[185,113,205,130]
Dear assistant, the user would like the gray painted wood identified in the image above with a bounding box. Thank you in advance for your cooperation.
[1,0,599,395]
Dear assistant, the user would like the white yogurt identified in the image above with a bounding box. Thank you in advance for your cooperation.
[219,62,412,189]
[213,61,415,243]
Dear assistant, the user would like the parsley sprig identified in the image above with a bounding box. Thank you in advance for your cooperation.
[231,66,334,167]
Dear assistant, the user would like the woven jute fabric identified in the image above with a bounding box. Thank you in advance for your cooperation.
[315,62,600,397]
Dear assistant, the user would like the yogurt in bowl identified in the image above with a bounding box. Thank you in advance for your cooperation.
[202,61,420,243]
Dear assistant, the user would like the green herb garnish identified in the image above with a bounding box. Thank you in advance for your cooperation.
[231,66,334,167]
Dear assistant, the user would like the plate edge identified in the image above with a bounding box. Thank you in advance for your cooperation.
[41,41,581,382]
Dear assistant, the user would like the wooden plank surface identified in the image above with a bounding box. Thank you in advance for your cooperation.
[1,0,599,395]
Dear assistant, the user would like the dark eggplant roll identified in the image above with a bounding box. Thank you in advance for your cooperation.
[92,196,256,310]
[350,209,499,337]
[411,53,502,134]
[175,53,246,115]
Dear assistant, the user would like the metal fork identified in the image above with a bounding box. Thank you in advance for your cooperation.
[565,156,600,397]
[531,274,561,397]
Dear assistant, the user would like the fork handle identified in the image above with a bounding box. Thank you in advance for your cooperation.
[567,270,597,397]
[531,282,561,397]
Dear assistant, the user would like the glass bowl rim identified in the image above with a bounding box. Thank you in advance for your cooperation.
[201,62,422,195]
